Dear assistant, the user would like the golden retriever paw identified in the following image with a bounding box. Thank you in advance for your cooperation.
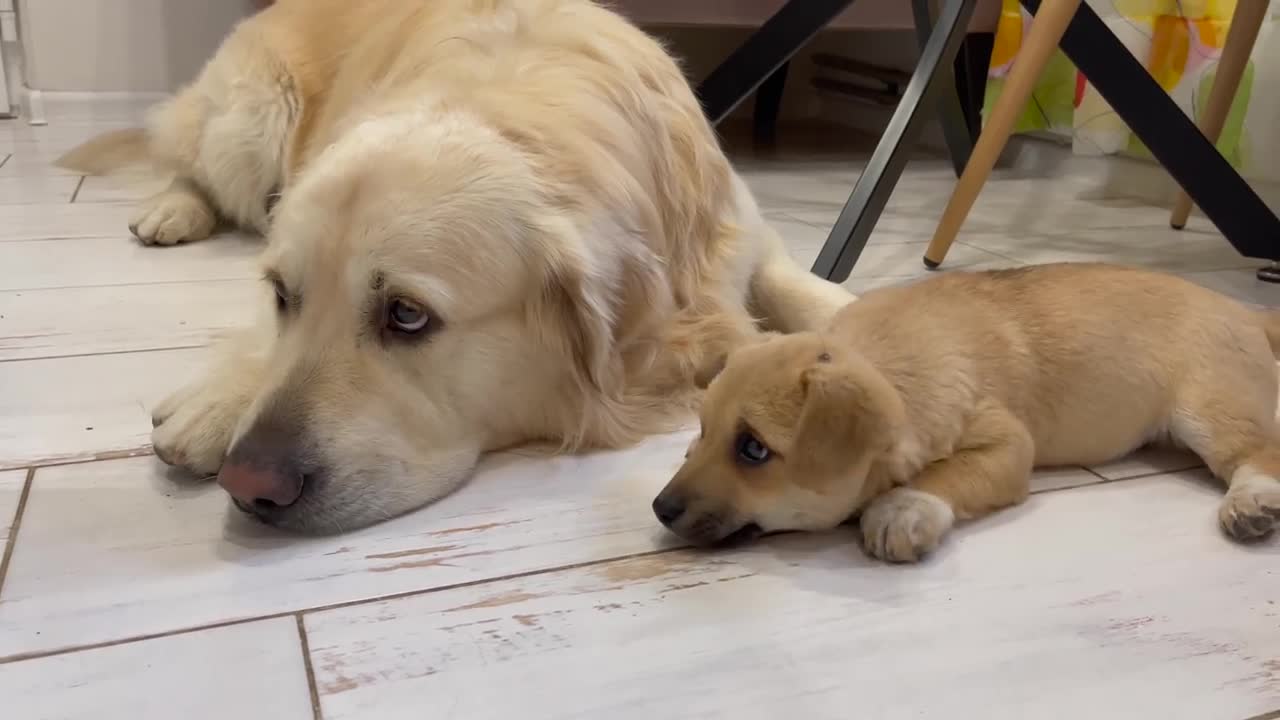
[1220,469,1280,541]
[150,381,244,476]
[861,488,955,563]
[129,189,216,246]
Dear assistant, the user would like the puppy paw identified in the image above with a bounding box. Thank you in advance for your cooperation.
[151,378,246,476]
[1220,470,1280,541]
[861,488,955,563]
[129,188,216,246]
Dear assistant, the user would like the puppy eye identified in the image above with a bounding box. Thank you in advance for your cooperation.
[735,431,772,466]
[387,297,430,334]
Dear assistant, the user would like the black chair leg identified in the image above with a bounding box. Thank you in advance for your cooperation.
[753,61,791,145]
[954,33,993,143]
[912,0,974,177]
[811,0,978,283]
[1020,0,1280,261]
[695,0,858,125]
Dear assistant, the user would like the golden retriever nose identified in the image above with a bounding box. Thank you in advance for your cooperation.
[218,461,304,508]
[652,493,686,528]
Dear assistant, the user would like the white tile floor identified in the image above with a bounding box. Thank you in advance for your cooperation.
[1,103,1279,720]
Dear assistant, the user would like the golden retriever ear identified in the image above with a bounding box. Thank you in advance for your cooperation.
[792,353,904,471]
[532,255,619,397]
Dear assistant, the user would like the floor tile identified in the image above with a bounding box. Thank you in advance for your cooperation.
[0,152,82,177]
[0,347,209,469]
[75,174,170,204]
[0,434,692,657]
[816,241,1014,281]
[1089,446,1205,481]
[0,432,1119,660]
[304,475,1280,720]
[961,226,1256,273]
[0,202,134,242]
[1029,466,1102,493]
[0,175,82,204]
[0,618,314,720]
[0,234,260,291]
[1181,268,1280,309]
[0,279,258,361]
[0,470,26,544]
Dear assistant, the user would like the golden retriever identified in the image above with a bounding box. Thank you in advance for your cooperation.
[58,0,853,532]
[654,264,1280,561]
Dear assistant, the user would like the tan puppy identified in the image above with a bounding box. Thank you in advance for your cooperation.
[57,0,853,532]
[654,263,1280,561]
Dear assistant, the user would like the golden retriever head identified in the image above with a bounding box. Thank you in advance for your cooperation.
[652,332,906,545]
[215,111,633,532]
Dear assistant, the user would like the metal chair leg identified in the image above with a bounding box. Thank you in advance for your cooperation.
[810,0,978,283]
[912,0,975,177]
[753,61,791,145]
[695,0,859,125]
[1170,0,1270,230]
[1022,0,1280,261]
[1259,262,1280,284]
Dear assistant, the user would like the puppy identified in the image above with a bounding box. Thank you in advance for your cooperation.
[653,263,1280,562]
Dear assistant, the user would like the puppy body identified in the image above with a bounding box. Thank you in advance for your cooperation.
[658,263,1280,561]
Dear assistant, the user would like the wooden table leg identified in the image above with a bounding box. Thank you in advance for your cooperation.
[923,0,1082,268]
[1170,0,1271,229]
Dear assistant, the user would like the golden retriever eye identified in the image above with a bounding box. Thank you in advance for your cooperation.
[387,297,430,334]
[735,431,772,466]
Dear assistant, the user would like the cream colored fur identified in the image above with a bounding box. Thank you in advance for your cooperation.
[656,264,1280,561]
[58,0,853,532]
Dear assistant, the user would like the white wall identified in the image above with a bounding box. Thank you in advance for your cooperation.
[18,0,256,92]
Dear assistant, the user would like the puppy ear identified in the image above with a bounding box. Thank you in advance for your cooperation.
[692,328,778,390]
[792,352,904,472]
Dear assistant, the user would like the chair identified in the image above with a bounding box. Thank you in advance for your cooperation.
[695,0,1280,284]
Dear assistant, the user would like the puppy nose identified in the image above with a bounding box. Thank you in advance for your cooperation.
[652,494,686,527]
[218,461,304,508]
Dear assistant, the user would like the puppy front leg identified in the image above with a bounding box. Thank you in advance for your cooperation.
[862,404,1034,562]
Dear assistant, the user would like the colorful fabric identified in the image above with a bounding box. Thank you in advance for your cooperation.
[984,0,1280,182]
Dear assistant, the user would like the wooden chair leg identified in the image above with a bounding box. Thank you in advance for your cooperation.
[1170,0,1270,229]
[924,0,1081,268]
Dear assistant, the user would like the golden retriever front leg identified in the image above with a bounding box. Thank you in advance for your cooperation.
[748,232,856,334]
[861,403,1034,562]
[129,178,219,246]
[151,317,274,477]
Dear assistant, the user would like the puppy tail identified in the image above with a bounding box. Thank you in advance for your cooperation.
[1260,310,1280,359]
[54,128,151,175]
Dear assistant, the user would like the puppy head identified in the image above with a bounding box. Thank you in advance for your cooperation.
[215,111,621,532]
[653,332,905,545]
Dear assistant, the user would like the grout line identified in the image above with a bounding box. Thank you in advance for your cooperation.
[953,240,1025,266]
[0,275,256,294]
[68,176,86,204]
[0,546,686,667]
[1082,466,1110,482]
[1033,464,1207,496]
[0,468,36,600]
[1092,462,1206,483]
[295,615,324,720]
[0,342,211,365]
[1,446,155,474]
